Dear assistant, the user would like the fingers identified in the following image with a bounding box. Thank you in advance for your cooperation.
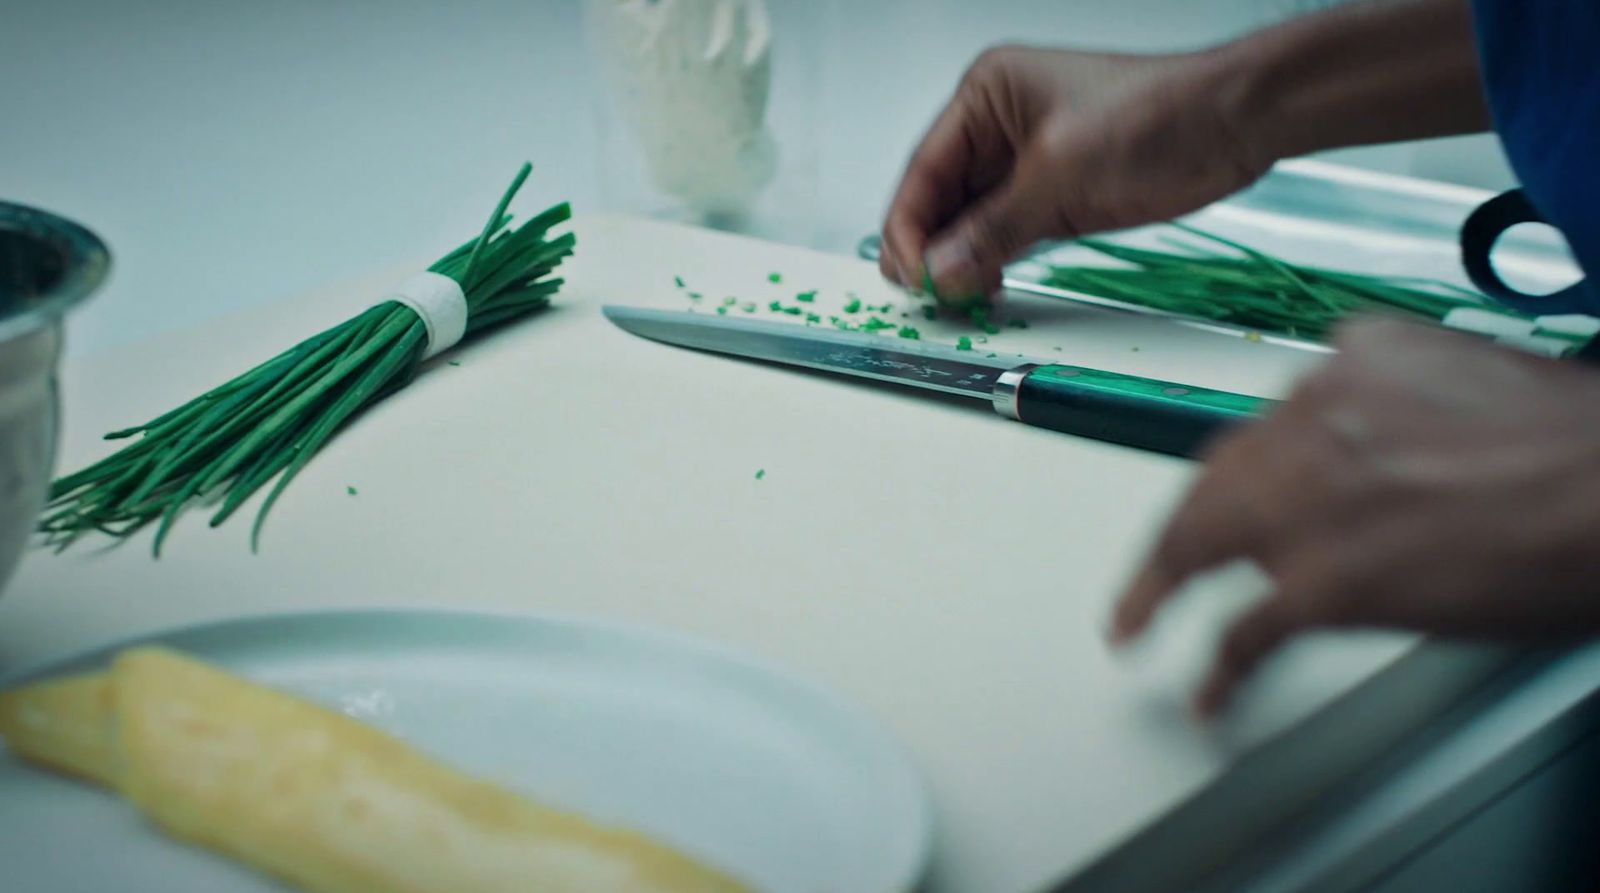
[881,96,977,289]
[923,148,1068,300]
[1194,594,1303,719]
[1110,435,1273,644]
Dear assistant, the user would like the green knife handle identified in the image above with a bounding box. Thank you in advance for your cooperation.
[996,364,1271,458]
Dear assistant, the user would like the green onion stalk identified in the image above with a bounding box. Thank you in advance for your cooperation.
[41,163,575,556]
[1042,223,1526,341]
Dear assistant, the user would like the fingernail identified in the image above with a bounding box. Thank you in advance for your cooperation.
[899,261,919,294]
[925,238,978,301]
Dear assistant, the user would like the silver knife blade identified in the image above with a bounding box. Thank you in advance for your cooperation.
[602,305,1019,400]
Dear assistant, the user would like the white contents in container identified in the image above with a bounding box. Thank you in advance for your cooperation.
[584,0,777,217]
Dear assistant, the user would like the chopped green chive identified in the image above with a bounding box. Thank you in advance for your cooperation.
[346,486,358,496]
[782,306,803,316]
[956,336,973,351]
[755,469,766,480]
[767,272,782,284]
[968,306,1000,335]
[898,326,921,340]
[674,275,685,288]
[687,291,703,301]
[716,306,728,315]
[921,305,937,321]
[768,300,783,312]
[843,298,862,314]
[806,313,821,323]
[742,303,757,313]
[446,360,461,367]
[796,290,817,303]
[722,296,738,306]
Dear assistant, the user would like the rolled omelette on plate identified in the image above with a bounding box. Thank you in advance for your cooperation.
[0,647,754,893]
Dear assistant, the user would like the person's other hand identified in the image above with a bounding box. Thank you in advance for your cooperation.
[1110,320,1600,718]
[880,45,1270,303]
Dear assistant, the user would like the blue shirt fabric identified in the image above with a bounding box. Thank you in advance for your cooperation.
[1472,1,1600,305]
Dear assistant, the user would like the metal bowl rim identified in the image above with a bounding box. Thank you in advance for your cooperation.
[0,201,111,342]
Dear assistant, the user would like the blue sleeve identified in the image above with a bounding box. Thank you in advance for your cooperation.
[1473,1,1600,288]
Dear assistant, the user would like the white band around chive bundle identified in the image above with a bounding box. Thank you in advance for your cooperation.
[384,272,468,361]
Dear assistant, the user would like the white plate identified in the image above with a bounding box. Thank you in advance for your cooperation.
[0,609,932,893]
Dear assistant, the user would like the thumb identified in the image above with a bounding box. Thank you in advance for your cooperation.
[924,153,1068,303]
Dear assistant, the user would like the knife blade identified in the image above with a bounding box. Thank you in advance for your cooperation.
[603,305,1272,458]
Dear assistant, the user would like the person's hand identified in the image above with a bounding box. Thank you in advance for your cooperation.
[879,45,1271,303]
[1110,320,1600,718]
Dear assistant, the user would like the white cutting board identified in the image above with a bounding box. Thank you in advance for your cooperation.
[0,213,1418,892]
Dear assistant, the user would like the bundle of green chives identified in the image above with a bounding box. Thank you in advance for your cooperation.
[1043,224,1510,341]
[41,163,575,555]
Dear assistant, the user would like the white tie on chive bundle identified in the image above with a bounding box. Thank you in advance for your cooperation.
[41,164,575,556]
[384,272,468,361]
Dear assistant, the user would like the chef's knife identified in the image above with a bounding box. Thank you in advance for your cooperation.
[604,306,1273,458]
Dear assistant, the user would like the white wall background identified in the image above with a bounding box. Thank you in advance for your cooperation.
[1,0,1515,356]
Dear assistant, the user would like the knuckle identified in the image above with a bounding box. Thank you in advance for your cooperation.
[965,210,1028,260]
[1282,555,1364,626]
[962,45,1030,98]
[970,44,1024,77]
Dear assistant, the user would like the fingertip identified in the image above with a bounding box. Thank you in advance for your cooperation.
[925,237,986,305]
[1193,669,1235,721]
[882,220,929,296]
[878,239,901,284]
[1110,565,1175,645]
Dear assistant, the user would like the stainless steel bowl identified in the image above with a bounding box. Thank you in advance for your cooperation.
[0,203,108,595]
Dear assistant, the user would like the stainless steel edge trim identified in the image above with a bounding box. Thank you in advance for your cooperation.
[992,363,1039,421]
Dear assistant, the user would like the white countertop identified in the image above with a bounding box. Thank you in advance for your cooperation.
[0,213,1426,891]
